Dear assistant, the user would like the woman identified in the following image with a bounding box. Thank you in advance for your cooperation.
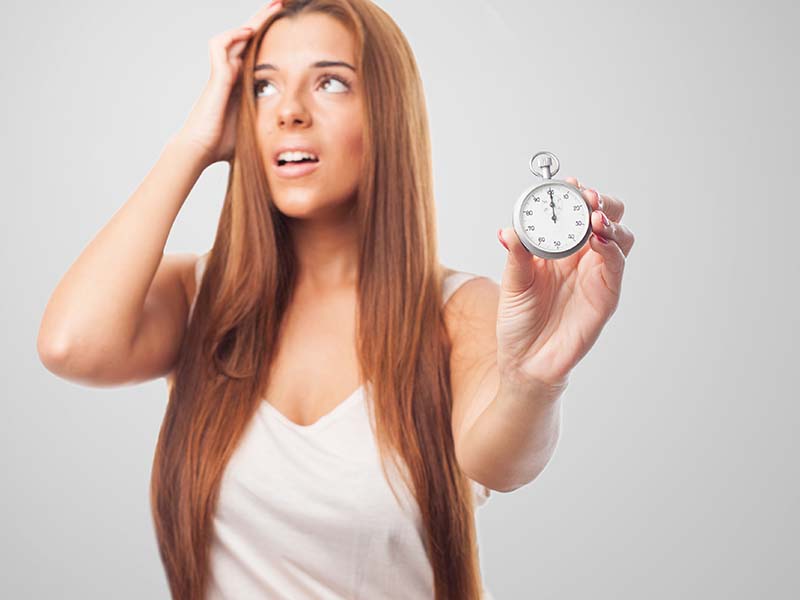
[37,1,635,598]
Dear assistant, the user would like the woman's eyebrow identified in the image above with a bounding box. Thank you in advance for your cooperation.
[254,60,356,72]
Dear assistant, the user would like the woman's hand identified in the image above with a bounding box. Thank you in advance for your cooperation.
[496,177,636,388]
[175,1,283,168]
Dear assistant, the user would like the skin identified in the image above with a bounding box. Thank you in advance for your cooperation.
[254,12,365,295]
[243,8,639,491]
[452,181,636,491]
[249,10,455,426]
[251,11,370,424]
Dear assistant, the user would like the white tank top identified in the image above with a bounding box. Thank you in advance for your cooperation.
[186,254,494,599]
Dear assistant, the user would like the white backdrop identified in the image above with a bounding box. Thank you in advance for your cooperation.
[3,0,797,597]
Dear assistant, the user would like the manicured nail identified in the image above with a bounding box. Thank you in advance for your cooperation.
[601,212,610,226]
[589,188,602,208]
[593,232,609,244]
[497,228,509,251]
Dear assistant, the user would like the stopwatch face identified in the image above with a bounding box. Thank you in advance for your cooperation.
[512,181,592,259]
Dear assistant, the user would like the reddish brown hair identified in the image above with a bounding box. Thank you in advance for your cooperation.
[151,1,483,598]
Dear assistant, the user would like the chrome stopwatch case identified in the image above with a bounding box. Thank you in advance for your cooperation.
[511,151,592,260]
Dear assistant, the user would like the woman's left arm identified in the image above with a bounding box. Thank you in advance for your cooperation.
[451,179,636,492]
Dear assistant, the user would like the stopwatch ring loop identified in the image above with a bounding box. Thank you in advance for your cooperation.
[529,151,560,178]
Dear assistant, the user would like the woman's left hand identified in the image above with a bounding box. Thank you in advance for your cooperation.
[496,177,636,389]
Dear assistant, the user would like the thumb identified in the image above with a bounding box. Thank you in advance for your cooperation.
[498,227,535,293]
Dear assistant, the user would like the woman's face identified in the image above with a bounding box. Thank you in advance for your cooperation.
[254,13,364,220]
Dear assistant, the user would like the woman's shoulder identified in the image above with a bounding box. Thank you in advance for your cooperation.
[440,264,478,282]
[439,264,494,285]
[195,250,211,281]
[186,250,212,322]
[439,264,497,307]
[187,259,489,307]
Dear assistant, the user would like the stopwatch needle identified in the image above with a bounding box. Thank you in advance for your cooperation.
[550,201,557,223]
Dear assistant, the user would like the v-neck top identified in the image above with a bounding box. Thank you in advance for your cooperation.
[186,253,495,599]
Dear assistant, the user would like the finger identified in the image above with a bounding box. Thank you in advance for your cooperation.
[608,220,636,258]
[229,30,255,57]
[498,226,537,293]
[567,178,633,255]
[579,186,602,212]
[228,28,256,58]
[209,28,256,78]
[588,231,626,281]
[585,188,625,223]
[591,210,636,258]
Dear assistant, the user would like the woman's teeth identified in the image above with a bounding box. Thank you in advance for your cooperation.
[278,158,318,166]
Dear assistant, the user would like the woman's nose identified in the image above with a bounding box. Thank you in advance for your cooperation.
[276,91,311,127]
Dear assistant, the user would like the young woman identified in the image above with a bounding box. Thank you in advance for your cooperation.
[37,1,635,598]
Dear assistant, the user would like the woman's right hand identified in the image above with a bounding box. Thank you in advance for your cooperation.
[176,1,283,168]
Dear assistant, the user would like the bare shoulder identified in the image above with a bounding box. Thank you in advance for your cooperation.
[153,252,200,318]
[441,268,501,468]
[443,273,500,350]
[180,251,206,308]
[163,251,205,389]
[441,266,499,332]
[440,265,500,383]
[440,264,457,280]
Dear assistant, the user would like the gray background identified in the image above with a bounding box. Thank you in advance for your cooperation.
[2,0,797,598]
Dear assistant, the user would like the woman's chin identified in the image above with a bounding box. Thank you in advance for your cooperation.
[272,194,358,221]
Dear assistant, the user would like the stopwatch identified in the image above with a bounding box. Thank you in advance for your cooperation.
[511,151,592,260]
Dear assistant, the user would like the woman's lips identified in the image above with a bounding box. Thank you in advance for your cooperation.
[273,159,321,179]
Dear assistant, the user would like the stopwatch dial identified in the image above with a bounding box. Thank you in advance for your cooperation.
[519,184,590,253]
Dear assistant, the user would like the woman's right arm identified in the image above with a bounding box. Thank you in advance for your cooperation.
[36,136,209,386]
[36,2,285,387]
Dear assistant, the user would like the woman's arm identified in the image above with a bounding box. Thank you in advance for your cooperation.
[36,6,285,386]
[37,136,207,385]
[447,276,564,493]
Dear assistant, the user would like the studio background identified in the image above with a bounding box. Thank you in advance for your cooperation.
[2,0,796,598]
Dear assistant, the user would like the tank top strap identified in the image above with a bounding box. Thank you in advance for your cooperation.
[442,269,492,505]
[442,270,483,305]
[187,251,210,324]
[189,259,484,319]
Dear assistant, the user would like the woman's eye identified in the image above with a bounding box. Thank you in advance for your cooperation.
[319,75,350,93]
[254,75,350,98]
[254,80,274,97]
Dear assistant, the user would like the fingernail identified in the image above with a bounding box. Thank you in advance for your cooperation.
[593,232,609,244]
[497,228,509,251]
[601,212,610,226]
[590,188,602,209]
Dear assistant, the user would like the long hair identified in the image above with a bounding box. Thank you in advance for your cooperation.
[150,1,483,598]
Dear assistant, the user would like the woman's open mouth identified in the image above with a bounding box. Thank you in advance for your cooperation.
[274,157,321,179]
